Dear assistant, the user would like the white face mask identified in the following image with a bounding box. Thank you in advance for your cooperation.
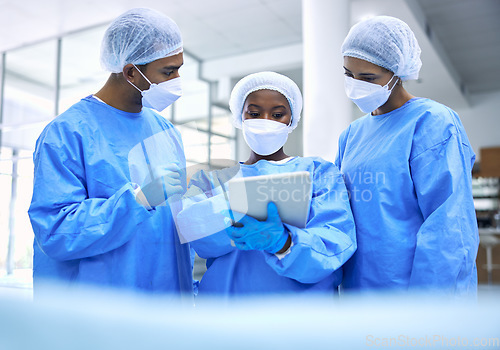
[128,65,182,112]
[242,119,291,156]
[344,75,397,114]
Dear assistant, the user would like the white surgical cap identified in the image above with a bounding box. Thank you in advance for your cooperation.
[229,71,303,132]
[341,16,422,81]
[101,8,183,73]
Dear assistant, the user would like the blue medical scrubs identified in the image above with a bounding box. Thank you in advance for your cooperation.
[179,157,356,297]
[336,97,479,296]
[28,96,192,295]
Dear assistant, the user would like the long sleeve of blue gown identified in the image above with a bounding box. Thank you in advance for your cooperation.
[263,161,356,284]
[409,132,479,294]
[177,171,236,259]
[28,123,154,261]
[191,230,236,260]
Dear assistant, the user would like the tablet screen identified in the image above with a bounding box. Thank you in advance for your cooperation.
[228,171,312,228]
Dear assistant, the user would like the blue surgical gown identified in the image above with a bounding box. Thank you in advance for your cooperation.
[336,97,479,296]
[28,96,193,295]
[179,157,356,297]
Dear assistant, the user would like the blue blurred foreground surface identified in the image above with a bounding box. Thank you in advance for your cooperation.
[0,283,499,350]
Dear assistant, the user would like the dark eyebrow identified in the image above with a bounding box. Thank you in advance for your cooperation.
[247,104,262,109]
[163,63,183,70]
[272,105,288,110]
[343,66,377,76]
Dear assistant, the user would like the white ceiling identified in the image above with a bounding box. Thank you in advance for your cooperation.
[416,0,500,94]
[0,0,302,60]
[0,0,499,103]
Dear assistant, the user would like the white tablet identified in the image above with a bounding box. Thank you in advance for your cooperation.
[228,171,312,228]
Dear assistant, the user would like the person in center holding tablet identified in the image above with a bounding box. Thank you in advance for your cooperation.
[178,71,356,297]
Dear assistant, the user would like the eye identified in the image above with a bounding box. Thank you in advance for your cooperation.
[247,112,260,117]
[164,71,174,76]
[273,113,284,118]
[344,72,354,78]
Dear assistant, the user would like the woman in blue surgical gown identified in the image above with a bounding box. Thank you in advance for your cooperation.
[336,16,478,296]
[177,72,356,297]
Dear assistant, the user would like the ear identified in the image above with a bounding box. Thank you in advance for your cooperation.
[122,64,136,82]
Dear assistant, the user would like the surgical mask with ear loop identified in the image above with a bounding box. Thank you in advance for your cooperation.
[128,64,182,112]
[344,74,398,114]
[242,118,292,156]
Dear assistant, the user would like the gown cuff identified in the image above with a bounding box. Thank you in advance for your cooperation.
[132,183,153,211]
[275,233,293,260]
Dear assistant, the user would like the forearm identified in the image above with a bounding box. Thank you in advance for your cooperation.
[265,224,356,283]
[30,183,153,261]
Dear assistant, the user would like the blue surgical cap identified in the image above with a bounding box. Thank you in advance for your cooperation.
[100,8,183,73]
[341,16,422,81]
[229,71,303,132]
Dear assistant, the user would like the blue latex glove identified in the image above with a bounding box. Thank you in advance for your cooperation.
[136,164,184,207]
[223,202,289,254]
